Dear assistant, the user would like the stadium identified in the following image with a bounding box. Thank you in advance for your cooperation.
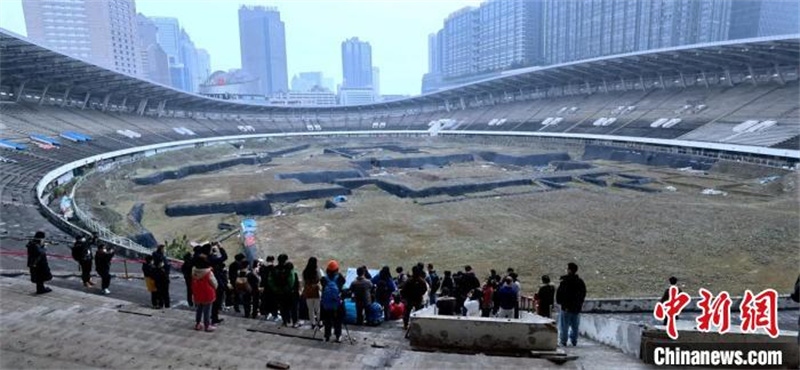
[1,27,799,368]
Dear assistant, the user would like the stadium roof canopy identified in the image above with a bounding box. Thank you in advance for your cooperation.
[1,28,798,114]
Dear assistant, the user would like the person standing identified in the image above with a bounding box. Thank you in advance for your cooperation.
[181,252,194,307]
[287,262,301,328]
[371,266,397,321]
[94,243,115,295]
[229,254,247,313]
[425,264,441,306]
[480,279,496,317]
[191,254,218,332]
[536,275,556,318]
[152,244,171,306]
[26,231,52,294]
[208,243,228,325]
[320,260,346,342]
[269,254,297,327]
[400,266,427,330]
[350,267,374,326]
[153,259,170,308]
[142,255,161,308]
[71,235,94,288]
[247,261,261,318]
[659,276,681,325]
[259,256,278,321]
[556,262,587,347]
[302,257,322,329]
[496,277,518,318]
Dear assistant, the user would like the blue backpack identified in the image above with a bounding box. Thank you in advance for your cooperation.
[321,276,341,311]
[366,302,384,326]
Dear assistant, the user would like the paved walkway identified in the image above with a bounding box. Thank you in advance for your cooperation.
[0,275,652,369]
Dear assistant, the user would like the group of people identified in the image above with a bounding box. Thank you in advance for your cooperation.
[71,232,117,294]
[25,231,116,295]
[27,230,588,346]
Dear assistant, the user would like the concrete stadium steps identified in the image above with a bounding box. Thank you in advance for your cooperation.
[772,135,800,150]
[722,83,800,123]
[0,276,646,369]
[610,119,709,139]
[678,122,800,146]
[0,204,69,248]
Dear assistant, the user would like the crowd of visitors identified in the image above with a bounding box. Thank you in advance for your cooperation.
[26,230,592,345]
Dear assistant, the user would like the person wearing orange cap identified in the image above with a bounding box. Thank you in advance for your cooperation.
[319,260,346,342]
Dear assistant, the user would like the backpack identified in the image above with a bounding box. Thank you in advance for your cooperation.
[429,271,441,293]
[272,266,290,293]
[72,242,87,261]
[235,276,251,294]
[320,276,341,311]
[366,302,384,326]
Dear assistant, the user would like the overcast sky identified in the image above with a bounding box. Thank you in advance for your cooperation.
[0,0,484,95]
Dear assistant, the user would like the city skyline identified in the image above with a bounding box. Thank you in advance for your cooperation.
[0,0,483,96]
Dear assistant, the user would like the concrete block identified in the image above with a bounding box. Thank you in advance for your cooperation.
[408,306,558,353]
[579,314,645,357]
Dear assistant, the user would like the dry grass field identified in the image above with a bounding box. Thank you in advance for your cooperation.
[77,138,799,298]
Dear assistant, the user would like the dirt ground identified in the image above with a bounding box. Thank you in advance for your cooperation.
[77,138,800,298]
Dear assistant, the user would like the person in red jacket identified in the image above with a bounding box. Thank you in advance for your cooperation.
[191,255,218,332]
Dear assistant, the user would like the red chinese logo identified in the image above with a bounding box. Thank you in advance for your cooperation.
[654,286,691,339]
[695,288,731,334]
[654,288,781,339]
[740,289,779,338]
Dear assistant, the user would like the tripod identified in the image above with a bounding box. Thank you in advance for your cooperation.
[312,309,354,344]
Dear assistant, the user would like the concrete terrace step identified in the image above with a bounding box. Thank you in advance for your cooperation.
[0,276,650,369]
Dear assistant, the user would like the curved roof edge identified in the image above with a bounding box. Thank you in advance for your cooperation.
[2,27,798,113]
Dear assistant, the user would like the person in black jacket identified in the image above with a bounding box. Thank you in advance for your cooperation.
[457,266,480,311]
[152,245,171,307]
[208,242,228,324]
[153,260,170,308]
[94,243,115,295]
[401,266,428,330]
[142,255,161,308]
[260,255,278,320]
[556,262,586,347]
[71,235,94,288]
[536,275,556,318]
[27,231,52,294]
[181,252,194,307]
[229,253,246,313]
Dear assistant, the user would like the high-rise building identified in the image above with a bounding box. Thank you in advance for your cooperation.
[195,49,211,92]
[478,0,544,70]
[180,30,197,92]
[341,37,373,88]
[372,67,380,98]
[151,17,185,90]
[543,0,732,65]
[22,0,141,76]
[422,30,446,93]
[150,17,206,92]
[438,0,544,79]
[427,31,444,74]
[728,0,800,39]
[238,5,289,96]
[136,14,170,86]
[441,7,479,78]
[291,72,324,92]
[338,87,375,105]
